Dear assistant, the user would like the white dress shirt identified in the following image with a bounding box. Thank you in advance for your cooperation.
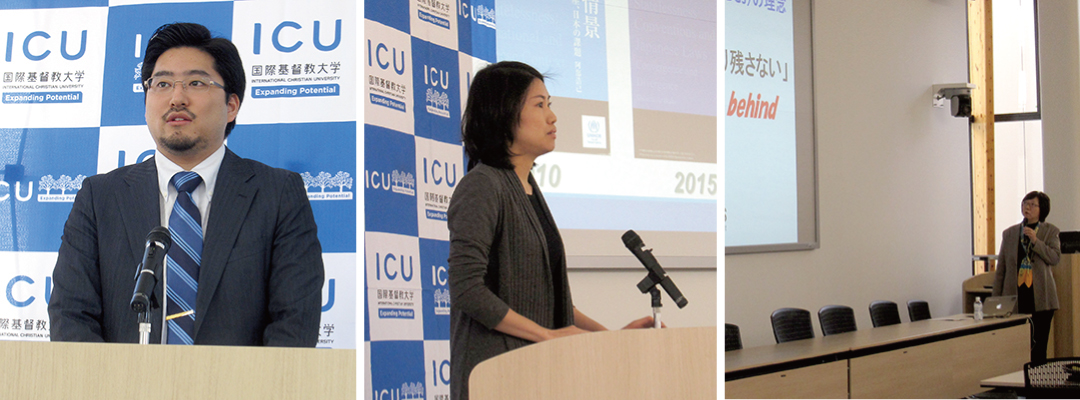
[155,144,226,234]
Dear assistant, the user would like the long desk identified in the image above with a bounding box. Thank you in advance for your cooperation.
[725,314,1030,398]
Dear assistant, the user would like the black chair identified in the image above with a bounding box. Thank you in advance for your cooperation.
[869,301,902,327]
[907,300,931,322]
[725,323,743,352]
[1023,358,1080,395]
[770,308,814,343]
[818,305,857,336]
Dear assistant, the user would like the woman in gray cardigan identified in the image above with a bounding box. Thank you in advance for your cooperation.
[993,191,1061,364]
[447,61,654,400]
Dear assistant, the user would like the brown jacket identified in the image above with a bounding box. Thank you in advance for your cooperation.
[993,222,1061,312]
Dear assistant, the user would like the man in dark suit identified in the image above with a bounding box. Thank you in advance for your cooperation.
[48,23,324,346]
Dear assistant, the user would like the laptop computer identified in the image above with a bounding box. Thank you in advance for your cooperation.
[982,295,1017,318]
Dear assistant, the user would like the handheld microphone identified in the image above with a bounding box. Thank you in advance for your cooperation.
[1021,219,1038,245]
[622,230,688,308]
[131,226,171,313]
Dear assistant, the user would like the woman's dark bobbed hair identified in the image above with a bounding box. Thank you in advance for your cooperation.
[1023,190,1051,222]
[461,61,545,170]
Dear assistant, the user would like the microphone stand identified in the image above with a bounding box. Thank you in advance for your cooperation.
[138,311,152,345]
[650,287,662,329]
[623,230,688,329]
[638,272,676,329]
[132,261,158,345]
[131,226,171,345]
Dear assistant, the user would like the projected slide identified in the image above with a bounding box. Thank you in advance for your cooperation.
[496,0,717,235]
[724,2,797,247]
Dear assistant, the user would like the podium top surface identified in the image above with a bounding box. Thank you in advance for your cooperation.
[470,326,717,400]
[0,340,356,400]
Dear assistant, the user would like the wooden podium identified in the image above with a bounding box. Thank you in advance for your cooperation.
[0,340,355,399]
[469,327,716,400]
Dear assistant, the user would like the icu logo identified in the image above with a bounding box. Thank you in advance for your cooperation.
[430,359,451,395]
[422,157,459,189]
[422,65,450,90]
[372,245,420,319]
[392,170,417,195]
[424,88,449,118]
[6,274,51,308]
[367,39,406,76]
[36,174,84,202]
[411,40,460,144]
[400,382,426,400]
[417,0,453,30]
[321,278,336,312]
[420,238,451,335]
[366,39,409,113]
[4,30,87,62]
[373,251,415,282]
[244,17,347,101]
[300,170,354,200]
[0,175,79,203]
[367,233,422,338]
[423,340,452,399]
[459,1,496,29]
[422,64,450,118]
[419,154,459,222]
[0,180,32,203]
[374,381,425,400]
[367,169,416,196]
[252,20,342,54]
[433,288,450,315]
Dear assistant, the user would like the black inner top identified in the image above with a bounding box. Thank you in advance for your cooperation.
[528,190,568,328]
[1017,221,1038,314]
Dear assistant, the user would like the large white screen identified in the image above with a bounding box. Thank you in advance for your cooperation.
[496,0,718,263]
[725,0,818,253]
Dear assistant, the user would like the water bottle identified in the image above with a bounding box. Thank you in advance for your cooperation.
[974,297,983,322]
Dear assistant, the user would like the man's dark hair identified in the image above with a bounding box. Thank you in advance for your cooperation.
[461,61,545,170]
[1023,191,1051,222]
[141,22,246,137]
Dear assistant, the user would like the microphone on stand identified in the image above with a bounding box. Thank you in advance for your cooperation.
[131,226,171,313]
[622,230,688,308]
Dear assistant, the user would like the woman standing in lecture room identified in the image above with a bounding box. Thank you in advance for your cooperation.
[446,61,657,400]
[993,191,1061,364]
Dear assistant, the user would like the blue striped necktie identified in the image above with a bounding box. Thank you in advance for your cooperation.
[166,171,202,345]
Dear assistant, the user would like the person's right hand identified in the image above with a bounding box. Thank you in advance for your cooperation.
[546,325,590,341]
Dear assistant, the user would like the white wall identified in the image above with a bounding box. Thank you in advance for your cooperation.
[1038,1,1080,232]
[726,0,974,348]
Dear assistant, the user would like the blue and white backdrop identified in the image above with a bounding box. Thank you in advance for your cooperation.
[0,0,357,349]
[364,1,493,399]
[3,0,510,398]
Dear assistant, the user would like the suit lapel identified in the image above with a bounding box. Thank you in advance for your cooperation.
[193,149,256,336]
[119,159,163,340]
[120,159,162,258]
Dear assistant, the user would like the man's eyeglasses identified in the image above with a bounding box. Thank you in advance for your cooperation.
[143,77,225,94]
